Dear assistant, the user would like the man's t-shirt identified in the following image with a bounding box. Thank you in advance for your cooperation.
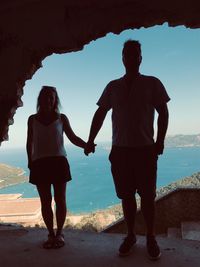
[97,74,170,147]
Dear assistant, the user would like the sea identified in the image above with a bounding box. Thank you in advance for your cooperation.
[0,145,200,214]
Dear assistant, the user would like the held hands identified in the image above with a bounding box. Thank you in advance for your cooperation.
[84,141,96,156]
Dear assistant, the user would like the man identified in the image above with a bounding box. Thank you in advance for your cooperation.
[85,40,170,260]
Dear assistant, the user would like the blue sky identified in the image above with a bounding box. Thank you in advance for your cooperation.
[2,23,200,149]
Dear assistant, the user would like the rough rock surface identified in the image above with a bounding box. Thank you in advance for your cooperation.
[0,1,200,142]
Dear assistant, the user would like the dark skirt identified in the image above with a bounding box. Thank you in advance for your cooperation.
[29,156,72,185]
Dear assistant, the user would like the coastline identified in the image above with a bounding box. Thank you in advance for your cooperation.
[1,145,200,228]
[0,163,28,189]
[1,172,200,231]
[0,180,28,190]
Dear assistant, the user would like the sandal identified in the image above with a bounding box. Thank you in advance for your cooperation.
[54,234,65,249]
[43,234,55,249]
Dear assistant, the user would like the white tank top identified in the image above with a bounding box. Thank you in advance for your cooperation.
[32,116,66,161]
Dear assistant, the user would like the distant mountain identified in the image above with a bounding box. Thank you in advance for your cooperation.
[100,134,200,149]
[165,134,200,148]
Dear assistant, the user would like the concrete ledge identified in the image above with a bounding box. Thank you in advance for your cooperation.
[182,221,200,241]
[167,227,182,239]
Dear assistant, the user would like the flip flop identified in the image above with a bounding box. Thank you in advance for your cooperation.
[43,234,55,249]
[54,234,65,249]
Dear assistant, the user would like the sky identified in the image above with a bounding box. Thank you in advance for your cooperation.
[1,23,200,149]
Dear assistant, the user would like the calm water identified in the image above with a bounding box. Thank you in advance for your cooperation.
[0,145,200,213]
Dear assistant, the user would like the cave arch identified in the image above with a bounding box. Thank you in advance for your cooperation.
[0,0,200,143]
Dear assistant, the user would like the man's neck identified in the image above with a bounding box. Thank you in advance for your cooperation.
[124,70,140,80]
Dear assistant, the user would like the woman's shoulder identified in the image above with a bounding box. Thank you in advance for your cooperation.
[27,114,37,128]
[28,114,36,122]
[60,113,69,121]
[60,113,71,127]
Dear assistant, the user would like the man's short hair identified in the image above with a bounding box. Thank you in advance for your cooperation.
[122,40,141,55]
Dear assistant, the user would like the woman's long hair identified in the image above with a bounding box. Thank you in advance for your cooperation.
[36,86,61,113]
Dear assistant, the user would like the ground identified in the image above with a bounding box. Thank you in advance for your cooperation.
[0,225,200,267]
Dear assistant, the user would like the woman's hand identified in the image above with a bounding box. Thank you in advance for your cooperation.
[84,142,96,156]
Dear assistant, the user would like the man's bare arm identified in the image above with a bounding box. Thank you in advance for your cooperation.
[85,107,108,155]
[155,103,169,155]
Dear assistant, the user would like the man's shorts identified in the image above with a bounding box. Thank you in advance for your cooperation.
[109,145,158,200]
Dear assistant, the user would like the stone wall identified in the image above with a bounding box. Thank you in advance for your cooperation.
[104,187,200,234]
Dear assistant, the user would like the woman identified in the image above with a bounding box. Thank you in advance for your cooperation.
[26,85,87,249]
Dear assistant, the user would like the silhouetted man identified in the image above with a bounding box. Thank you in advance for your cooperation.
[85,40,170,260]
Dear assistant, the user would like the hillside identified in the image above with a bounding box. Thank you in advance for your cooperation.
[0,163,28,189]
[62,172,200,232]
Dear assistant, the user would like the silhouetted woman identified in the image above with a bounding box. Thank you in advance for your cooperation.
[26,86,86,249]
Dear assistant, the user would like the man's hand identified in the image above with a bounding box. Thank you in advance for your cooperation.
[84,107,107,156]
[155,141,164,155]
[28,161,32,170]
[155,103,168,155]
[84,142,96,156]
